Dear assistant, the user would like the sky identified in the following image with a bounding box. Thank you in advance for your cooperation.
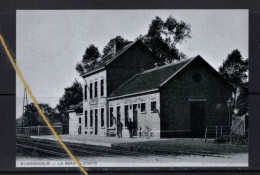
[16,10,248,118]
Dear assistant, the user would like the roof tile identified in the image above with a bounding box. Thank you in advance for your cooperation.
[109,57,195,97]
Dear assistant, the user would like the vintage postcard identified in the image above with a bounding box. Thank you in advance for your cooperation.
[16,10,248,168]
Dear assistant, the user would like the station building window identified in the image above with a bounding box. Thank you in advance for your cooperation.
[90,83,93,99]
[124,105,129,127]
[101,108,105,128]
[141,102,146,113]
[109,107,114,127]
[117,106,121,121]
[101,79,104,97]
[84,85,87,100]
[90,110,93,127]
[94,81,98,98]
[151,101,157,112]
[85,110,88,127]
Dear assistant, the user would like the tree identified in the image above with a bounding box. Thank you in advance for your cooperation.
[76,44,101,75]
[56,80,83,134]
[139,16,191,64]
[22,103,56,126]
[103,36,130,56]
[219,49,248,114]
[236,82,248,115]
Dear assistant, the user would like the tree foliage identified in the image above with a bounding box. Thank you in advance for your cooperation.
[56,80,83,133]
[219,50,248,89]
[102,36,130,56]
[22,103,57,126]
[76,16,191,73]
[76,44,101,75]
[236,82,248,115]
[219,49,248,115]
[56,80,83,114]
[138,16,191,64]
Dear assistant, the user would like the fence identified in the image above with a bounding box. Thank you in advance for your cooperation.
[232,115,247,136]
[16,125,62,136]
[204,126,231,142]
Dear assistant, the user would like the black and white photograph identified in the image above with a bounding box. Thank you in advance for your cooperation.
[15,10,248,168]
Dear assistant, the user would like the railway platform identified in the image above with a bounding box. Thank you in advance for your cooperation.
[31,135,169,147]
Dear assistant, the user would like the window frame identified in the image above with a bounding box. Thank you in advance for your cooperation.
[85,110,88,128]
[101,108,105,128]
[84,84,87,100]
[109,106,114,127]
[101,79,104,97]
[124,105,129,128]
[151,101,157,113]
[94,108,98,130]
[90,83,93,99]
[140,102,146,113]
[94,81,98,98]
[90,110,93,128]
[117,105,121,121]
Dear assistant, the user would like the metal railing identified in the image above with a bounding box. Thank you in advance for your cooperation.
[204,126,231,142]
[16,125,62,136]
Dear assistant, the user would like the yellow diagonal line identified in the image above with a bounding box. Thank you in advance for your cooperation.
[0,34,88,175]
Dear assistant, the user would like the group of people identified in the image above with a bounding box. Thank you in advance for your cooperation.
[116,117,135,138]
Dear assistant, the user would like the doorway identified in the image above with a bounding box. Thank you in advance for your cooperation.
[133,104,138,136]
[190,101,206,137]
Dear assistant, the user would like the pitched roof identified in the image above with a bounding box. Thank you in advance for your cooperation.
[108,56,197,98]
[82,41,136,77]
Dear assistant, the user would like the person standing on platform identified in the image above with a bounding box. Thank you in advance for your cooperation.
[128,118,133,138]
[117,118,123,138]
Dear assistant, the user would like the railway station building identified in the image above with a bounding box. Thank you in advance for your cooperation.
[68,40,234,138]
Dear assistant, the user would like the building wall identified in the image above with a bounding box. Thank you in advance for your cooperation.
[160,58,233,138]
[69,112,83,135]
[82,70,107,136]
[106,41,157,95]
[108,92,160,138]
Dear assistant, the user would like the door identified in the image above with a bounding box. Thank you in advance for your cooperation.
[133,104,138,136]
[95,109,98,135]
[78,117,82,135]
[190,101,206,137]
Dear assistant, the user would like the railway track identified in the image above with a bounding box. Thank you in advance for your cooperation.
[16,136,228,160]
[16,136,180,160]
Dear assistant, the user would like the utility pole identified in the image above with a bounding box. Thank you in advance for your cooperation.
[21,88,28,134]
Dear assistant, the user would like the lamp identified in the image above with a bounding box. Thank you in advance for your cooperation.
[227,97,233,144]
[227,98,232,108]
[227,98,232,126]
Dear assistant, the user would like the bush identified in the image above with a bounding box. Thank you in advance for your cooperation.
[215,135,231,144]
[231,134,248,145]
[215,134,248,145]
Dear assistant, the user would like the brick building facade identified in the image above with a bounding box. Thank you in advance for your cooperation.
[68,41,233,138]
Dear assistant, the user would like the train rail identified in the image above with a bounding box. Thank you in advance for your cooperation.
[16,136,228,160]
[16,136,180,161]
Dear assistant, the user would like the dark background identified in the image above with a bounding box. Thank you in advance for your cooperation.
[0,0,259,174]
